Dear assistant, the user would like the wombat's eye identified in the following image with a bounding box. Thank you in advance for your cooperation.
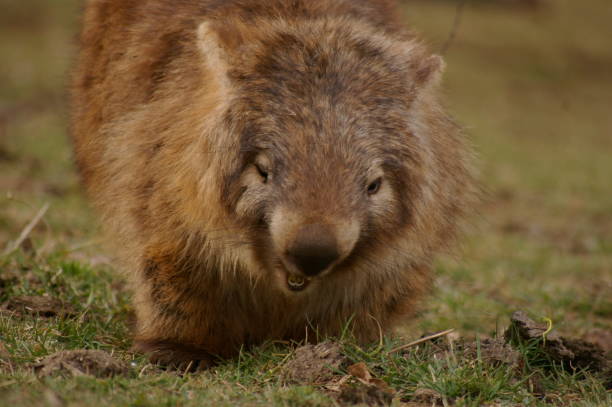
[367,178,382,195]
[254,163,269,183]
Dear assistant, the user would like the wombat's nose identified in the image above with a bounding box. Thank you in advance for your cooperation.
[286,224,339,277]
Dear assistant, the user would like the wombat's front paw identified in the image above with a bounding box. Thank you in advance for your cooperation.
[133,339,214,372]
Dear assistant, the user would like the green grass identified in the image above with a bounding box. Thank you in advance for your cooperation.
[1,0,610,405]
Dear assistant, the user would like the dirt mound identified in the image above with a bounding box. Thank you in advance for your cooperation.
[283,343,395,406]
[2,295,76,318]
[506,311,609,374]
[460,337,520,367]
[282,342,347,385]
[583,328,612,354]
[34,350,128,378]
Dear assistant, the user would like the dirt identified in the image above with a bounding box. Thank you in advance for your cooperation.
[583,328,612,354]
[338,382,394,406]
[425,334,520,370]
[526,371,546,399]
[0,145,16,162]
[460,337,520,367]
[34,350,128,378]
[2,295,76,318]
[42,389,66,407]
[505,311,610,375]
[282,342,347,385]
[283,344,395,405]
[335,362,395,406]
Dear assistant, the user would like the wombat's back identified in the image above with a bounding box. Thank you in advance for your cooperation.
[72,0,200,187]
[71,0,402,186]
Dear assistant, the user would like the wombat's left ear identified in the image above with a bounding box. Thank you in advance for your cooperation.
[414,54,446,90]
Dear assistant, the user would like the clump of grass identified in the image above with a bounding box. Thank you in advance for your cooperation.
[342,338,521,405]
[338,328,610,407]
[1,249,132,366]
[1,246,610,406]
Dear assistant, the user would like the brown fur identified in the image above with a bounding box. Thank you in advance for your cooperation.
[71,0,476,368]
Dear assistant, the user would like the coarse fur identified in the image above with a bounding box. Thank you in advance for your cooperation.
[71,0,476,368]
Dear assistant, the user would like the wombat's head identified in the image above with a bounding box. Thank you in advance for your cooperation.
[197,17,467,293]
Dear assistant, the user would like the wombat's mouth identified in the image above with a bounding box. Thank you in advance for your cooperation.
[285,273,311,292]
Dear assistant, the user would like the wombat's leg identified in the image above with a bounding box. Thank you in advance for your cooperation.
[132,339,214,372]
[131,250,220,370]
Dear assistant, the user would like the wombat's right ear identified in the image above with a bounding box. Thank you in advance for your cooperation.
[197,21,231,90]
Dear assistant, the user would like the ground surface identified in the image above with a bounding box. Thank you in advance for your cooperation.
[0,0,610,405]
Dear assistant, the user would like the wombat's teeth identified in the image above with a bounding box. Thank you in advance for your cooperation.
[287,275,309,291]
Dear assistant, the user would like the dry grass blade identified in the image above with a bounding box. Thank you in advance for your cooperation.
[388,328,455,354]
[440,0,468,55]
[2,202,50,256]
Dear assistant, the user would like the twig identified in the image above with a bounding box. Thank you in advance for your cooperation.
[440,0,469,55]
[2,202,50,256]
[182,360,194,376]
[388,328,455,354]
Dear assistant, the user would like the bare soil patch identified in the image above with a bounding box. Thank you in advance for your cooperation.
[282,342,347,385]
[506,311,609,374]
[583,328,612,354]
[460,337,520,367]
[337,362,395,406]
[34,350,128,378]
[2,295,76,318]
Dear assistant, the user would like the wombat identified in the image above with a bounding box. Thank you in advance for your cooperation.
[71,0,475,369]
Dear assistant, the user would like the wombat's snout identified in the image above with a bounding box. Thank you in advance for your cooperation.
[285,224,340,277]
[271,208,361,283]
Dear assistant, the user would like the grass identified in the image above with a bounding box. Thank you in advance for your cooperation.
[0,0,610,405]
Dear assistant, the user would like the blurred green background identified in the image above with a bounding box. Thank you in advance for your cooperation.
[1,0,611,337]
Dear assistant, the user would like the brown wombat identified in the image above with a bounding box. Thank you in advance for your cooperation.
[71,0,475,369]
